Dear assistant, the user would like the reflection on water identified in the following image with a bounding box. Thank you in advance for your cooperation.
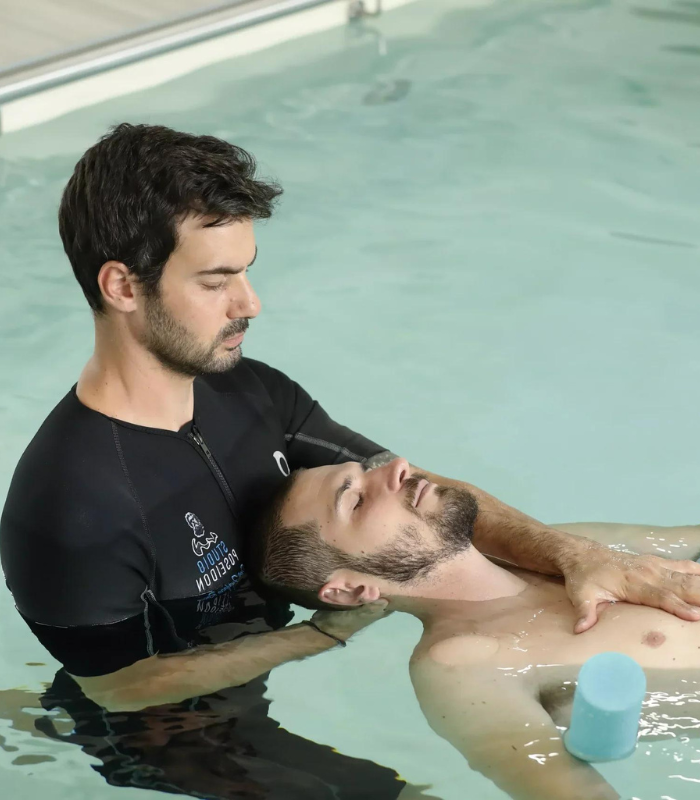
[632,0,700,25]
[609,231,697,249]
[642,689,700,739]
[0,669,406,800]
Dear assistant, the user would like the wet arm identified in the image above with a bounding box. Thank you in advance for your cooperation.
[553,522,700,561]
[72,623,340,712]
[410,660,619,800]
[72,600,390,712]
[414,467,580,574]
[414,468,700,628]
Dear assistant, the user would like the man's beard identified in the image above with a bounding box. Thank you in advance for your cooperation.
[344,477,479,584]
[141,290,249,377]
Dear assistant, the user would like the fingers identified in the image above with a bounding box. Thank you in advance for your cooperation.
[566,552,700,630]
[666,601,700,622]
[655,589,700,621]
[660,568,700,617]
[666,558,700,576]
[569,580,618,634]
[634,583,700,621]
[351,599,389,618]
[573,596,599,634]
[667,569,700,604]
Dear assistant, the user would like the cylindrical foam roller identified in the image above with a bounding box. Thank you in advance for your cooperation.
[564,652,646,762]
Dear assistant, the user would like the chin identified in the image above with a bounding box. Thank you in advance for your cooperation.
[202,351,242,375]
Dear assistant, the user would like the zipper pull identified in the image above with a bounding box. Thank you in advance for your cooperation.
[190,426,213,459]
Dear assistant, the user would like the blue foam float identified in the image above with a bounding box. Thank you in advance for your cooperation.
[564,652,646,762]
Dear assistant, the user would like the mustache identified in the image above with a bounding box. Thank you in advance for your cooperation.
[402,473,430,510]
[218,319,250,343]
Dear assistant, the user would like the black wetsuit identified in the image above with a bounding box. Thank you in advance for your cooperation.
[0,358,403,799]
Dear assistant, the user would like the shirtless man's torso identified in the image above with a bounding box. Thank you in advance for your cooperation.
[254,458,700,800]
[411,567,700,800]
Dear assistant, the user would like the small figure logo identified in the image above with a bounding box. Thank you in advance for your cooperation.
[185,512,219,557]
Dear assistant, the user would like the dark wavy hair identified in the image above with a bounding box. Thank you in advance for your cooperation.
[58,123,283,313]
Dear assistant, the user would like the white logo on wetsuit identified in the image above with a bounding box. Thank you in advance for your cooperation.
[273,450,290,477]
[186,512,241,594]
[185,511,219,557]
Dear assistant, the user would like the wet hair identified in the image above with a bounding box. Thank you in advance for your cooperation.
[58,123,283,313]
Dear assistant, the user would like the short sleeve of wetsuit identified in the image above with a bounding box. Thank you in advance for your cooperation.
[241,359,395,470]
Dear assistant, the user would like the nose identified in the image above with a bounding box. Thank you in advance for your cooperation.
[229,274,261,319]
[384,457,410,494]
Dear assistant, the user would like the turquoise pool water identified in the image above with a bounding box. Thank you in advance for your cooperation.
[1,0,700,797]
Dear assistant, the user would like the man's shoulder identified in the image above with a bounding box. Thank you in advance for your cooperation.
[410,631,500,675]
[201,359,305,426]
[2,388,128,531]
[15,388,121,475]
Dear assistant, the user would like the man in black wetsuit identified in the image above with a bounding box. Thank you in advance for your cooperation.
[2,123,700,800]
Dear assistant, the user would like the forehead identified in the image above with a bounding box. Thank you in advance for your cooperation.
[171,216,255,267]
[283,463,347,528]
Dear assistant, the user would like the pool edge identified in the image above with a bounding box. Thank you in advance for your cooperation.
[0,0,419,135]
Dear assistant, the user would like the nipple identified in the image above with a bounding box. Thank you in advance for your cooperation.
[641,630,666,648]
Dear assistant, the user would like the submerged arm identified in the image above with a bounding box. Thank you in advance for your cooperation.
[72,604,385,712]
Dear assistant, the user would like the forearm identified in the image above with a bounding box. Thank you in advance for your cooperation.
[553,522,700,560]
[419,468,581,575]
[479,751,619,800]
[74,623,336,712]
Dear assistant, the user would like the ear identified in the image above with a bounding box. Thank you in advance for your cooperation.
[318,572,382,607]
[98,261,139,313]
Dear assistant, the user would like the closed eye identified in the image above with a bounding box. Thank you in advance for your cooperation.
[202,282,226,291]
[354,493,364,511]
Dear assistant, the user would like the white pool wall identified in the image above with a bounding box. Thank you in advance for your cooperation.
[0,0,423,134]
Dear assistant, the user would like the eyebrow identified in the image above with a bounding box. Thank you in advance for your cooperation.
[332,462,369,517]
[334,477,353,516]
[196,246,258,276]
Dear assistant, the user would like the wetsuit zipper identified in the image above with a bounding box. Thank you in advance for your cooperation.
[188,425,238,517]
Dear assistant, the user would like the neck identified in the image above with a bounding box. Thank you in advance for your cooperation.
[386,547,528,617]
[77,317,195,431]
